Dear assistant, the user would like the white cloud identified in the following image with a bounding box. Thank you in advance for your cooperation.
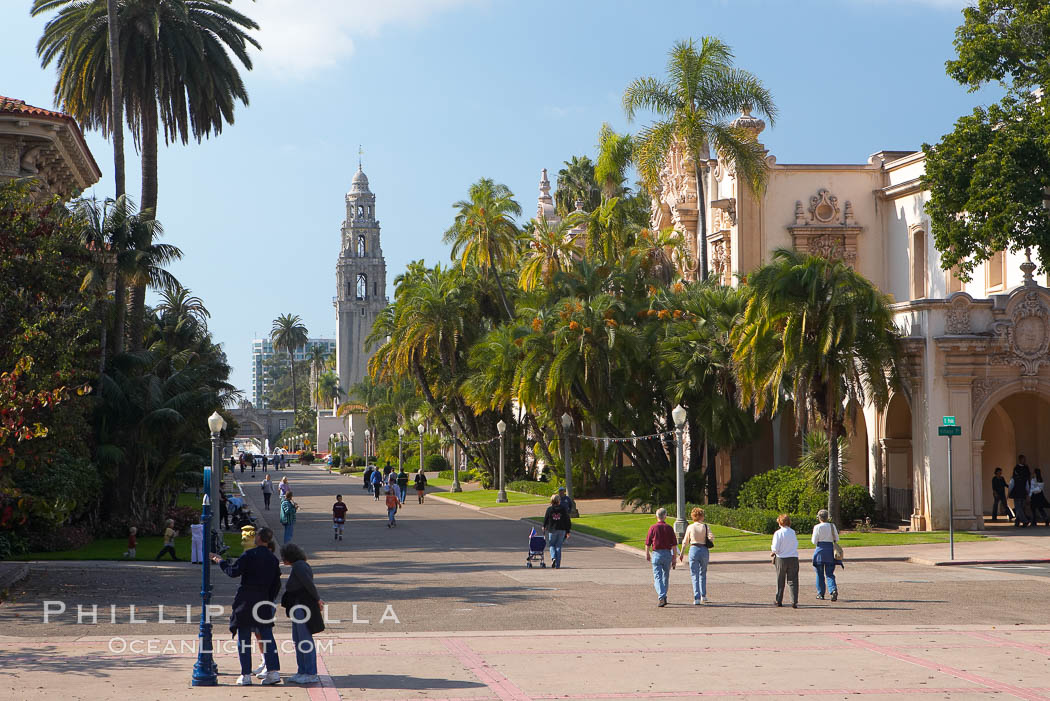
[233,0,482,77]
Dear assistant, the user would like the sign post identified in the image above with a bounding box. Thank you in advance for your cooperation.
[938,417,961,560]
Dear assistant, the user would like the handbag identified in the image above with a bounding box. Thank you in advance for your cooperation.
[832,525,843,560]
[703,524,714,549]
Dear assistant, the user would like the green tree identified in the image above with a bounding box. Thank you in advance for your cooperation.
[314,372,342,411]
[271,314,308,416]
[595,124,634,199]
[555,156,600,216]
[306,345,328,409]
[443,179,521,320]
[946,0,1050,92]
[623,37,776,280]
[518,212,585,292]
[34,0,260,349]
[733,249,901,525]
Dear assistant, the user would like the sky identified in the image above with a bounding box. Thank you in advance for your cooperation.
[3,0,993,396]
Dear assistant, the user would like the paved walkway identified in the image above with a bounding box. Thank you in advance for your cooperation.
[5,462,1050,699]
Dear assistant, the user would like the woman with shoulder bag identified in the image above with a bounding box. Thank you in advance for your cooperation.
[811,509,843,602]
[679,507,714,605]
[280,543,325,685]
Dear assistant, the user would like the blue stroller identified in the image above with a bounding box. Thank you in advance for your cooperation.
[526,528,547,568]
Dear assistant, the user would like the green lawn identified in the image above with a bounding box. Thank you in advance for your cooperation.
[176,491,205,509]
[18,532,246,561]
[437,489,549,508]
[527,512,991,553]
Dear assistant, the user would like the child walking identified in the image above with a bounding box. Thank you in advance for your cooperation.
[155,519,179,560]
[123,527,137,558]
[385,487,400,528]
[332,494,348,541]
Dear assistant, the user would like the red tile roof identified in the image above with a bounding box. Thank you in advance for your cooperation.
[0,96,101,181]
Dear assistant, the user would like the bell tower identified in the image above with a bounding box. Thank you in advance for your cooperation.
[335,160,388,401]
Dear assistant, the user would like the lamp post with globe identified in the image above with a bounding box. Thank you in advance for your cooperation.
[398,427,405,472]
[417,423,425,475]
[672,404,688,539]
[496,420,508,503]
[191,411,224,686]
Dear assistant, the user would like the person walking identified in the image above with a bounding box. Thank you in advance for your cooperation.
[1010,458,1033,527]
[332,494,348,541]
[219,489,231,530]
[279,476,291,502]
[396,467,410,505]
[250,453,256,475]
[279,543,325,685]
[414,470,428,504]
[385,487,400,527]
[991,467,1013,522]
[363,466,373,491]
[542,494,572,568]
[211,527,282,686]
[370,468,382,501]
[280,492,298,544]
[252,537,279,680]
[1029,468,1049,527]
[557,485,575,515]
[811,509,842,601]
[261,475,274,511]
[239,453,246,474]
[679,507,714,605]
[155,519,179,561]
[771,514,799,608]
[645,508,678,607]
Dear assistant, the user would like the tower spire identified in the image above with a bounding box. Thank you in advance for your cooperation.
[358,144,363,170]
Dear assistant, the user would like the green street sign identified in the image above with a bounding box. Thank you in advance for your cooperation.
[938,426,962,437]
[943,416,956,426]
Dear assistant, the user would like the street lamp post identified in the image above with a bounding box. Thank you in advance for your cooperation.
[192,412,224,686]
[398,427,405,472]
[672,404,688,540]
[560,413,578,517]
[451,426,462,493]
[496,419,508,503]
[417,423,425,475]
[364,429,370,460]
[349,429,355,465]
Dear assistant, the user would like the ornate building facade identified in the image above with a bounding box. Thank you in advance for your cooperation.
[651,114,1050,531]
[334,164,388,403]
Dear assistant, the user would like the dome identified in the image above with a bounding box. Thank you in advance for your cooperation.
[350,165,370,194]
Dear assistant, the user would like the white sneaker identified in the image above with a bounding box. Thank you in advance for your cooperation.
[701,597,710,603]
[300,674,320,684]
[260,671,281,685]
[284,674,304,684]
[235,674,252,686]
[254,664,267,678]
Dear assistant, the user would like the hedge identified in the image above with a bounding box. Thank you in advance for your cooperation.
[663,502,819,535]
[437,468,483,482]
[506,480,562,497]
[738,466,875,526]
[425,454,450,472]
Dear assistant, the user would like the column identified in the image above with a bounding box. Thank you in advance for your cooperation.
[971,440,986,530]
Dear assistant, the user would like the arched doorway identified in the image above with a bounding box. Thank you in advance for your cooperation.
[978,391,1050,515]
[881,392,912,522]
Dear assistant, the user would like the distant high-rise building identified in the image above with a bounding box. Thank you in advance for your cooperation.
[250,337,336,408]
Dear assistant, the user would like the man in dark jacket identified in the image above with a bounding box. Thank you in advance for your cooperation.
[1010,456,1033,527]
[991,467,1013,521]
[542,494,572,569]
[212,527,282,686]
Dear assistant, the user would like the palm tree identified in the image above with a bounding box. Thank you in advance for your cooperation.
[306,345,328,409]
[594,124,634,199]
[442,179,521,320]
[733,248,901,525]
[105,0,124,199]
[314,372,342,411]
[555,156,600,216]
[155,281,209,338]
[518,212,585,292]
[623,37,776,280]
[271,314,309,415]
[34,0,260,349]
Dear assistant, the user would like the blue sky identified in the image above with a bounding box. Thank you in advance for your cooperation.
[4,0,991,395]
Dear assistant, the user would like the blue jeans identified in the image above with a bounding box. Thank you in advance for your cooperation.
[283,522,294,544]
[547,530,566,566]
[387,507,397,525]
[651,549,672,599]
[291,621,317,676]
[688,545,709,600]
[814,562,837,596]
[236,625,279,676]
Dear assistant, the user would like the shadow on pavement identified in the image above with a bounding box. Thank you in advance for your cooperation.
[329,674,486,691]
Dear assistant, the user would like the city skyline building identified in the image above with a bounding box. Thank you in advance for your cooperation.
[249,336,336,408]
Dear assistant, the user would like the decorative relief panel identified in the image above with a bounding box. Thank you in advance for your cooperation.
[991,290,1050,376]
[787,188,863,269]
[945,294,973,335]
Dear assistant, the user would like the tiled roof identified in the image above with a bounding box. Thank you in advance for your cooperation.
[0,96,70,120]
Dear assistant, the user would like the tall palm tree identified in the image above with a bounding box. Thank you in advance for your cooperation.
[34,0,260,349]
[555,156,600,216]
[518,212,586,292]
[733,248,901,525]
[623,37,776,280]
[314,372,342,411]
[105,0,124,199]
[594,124,634,199]
[155,280,209,338]
[443,179,521,320]
[271,314,309,416]
[306,345,328,409]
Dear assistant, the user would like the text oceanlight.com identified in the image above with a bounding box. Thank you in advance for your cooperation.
[108,638,336,654]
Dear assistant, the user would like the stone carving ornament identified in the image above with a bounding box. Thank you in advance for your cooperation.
[992,290,1050,375]
[945,295,972,334]
[809,189,840,223]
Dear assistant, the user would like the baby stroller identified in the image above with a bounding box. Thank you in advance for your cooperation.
[526,528,546,568]
[230,501,256,529]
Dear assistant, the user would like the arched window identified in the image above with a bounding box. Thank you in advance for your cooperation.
[911,228,927,299]
[357,234,366,257]
[368,205,373,218]
[357,205,364,217]
[356,273,367,300]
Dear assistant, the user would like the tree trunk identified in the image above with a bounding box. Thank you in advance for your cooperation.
[686,412,702,501]
[289,353,298,416]
[129,99,159,351]
[706,441,719,504]
[828,414,842,526]
[693,160,708,281]
[111,272,125,356]
[490,264,514,321]
[106,0,125,200]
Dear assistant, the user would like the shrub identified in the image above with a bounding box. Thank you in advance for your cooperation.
[424,454,450,472]
[24,524,94,553]
[506,480,561,497]
[738,466,801,510]
[438,468,482,482]
[0,531,28,560]
[840,484,876,524]
[166,505,201,533]
[353,456,366,467]
[331,455,341,468]
[299,452,315,464]
[737,465,873,526]
[663,502,819,535]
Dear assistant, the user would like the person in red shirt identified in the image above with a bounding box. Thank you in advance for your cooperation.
[385,488,400,528]
[123,526,137,559]
[645,508,678,607]
[332,495,348,541]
